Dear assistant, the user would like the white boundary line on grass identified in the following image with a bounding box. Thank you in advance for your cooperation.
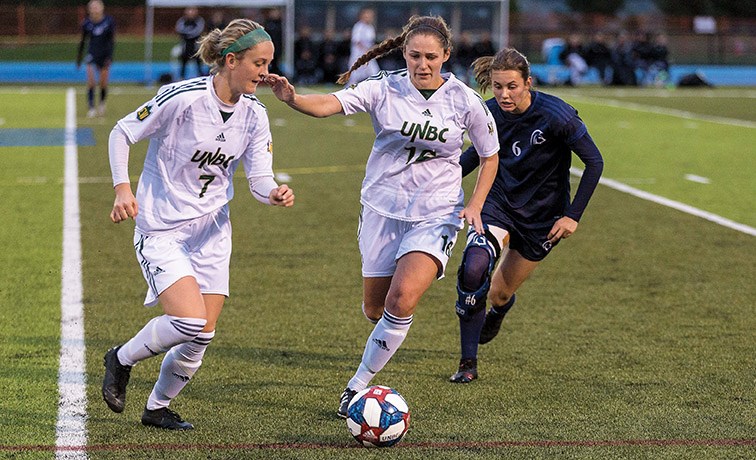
[55,88,88,459]
[564,94,756,129]
[571,167,756,237]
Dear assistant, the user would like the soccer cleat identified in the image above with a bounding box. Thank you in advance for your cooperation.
[337,387,358,419]
[97,103,106,117]
[479,309,506,344]
[141,407,194,430]
[102,346,132,413]
[449,358,478,383]
[86,108,97,118]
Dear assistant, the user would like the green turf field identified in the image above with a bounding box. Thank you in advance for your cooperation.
[0,85,754,459]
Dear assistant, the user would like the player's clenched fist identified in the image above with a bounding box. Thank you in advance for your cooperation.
[269,184,294,207]
[110,183,138,223]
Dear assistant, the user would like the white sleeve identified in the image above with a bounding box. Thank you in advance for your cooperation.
[249,176,279,205]
[108,125,132,187]
[243,109,278,205]
[466,93,499,158]
[333,79,377,115]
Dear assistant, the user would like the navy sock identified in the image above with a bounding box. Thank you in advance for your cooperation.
[459,307,486,359]
[491,293,517,317]
[100,87,107,104]
[87,88,94,108]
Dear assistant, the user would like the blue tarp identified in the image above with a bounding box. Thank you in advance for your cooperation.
[0,128,96,147]
[0,61,753,86]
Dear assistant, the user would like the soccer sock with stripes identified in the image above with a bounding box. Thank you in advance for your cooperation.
[100,87,107,104]
[347,310,413,391]
[116,315,207,367]
[459,307,486,360]
[146,330,215,410]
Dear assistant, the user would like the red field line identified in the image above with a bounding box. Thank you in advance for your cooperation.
[4,438,755,453]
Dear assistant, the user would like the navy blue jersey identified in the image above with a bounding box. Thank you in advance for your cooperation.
[461,90,603,227]
[78,15,115,64]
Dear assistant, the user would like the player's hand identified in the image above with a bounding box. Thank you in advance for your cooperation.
[459,205,484,235]
[269,184,295,207]
[110,183,138,223]
[547,216,578,243]
[264,74,296,104]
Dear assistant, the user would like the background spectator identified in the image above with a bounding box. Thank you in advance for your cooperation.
[559,34,588,86]
[263,8,284,75]
[175,7,205,79]
[584,32,613,85]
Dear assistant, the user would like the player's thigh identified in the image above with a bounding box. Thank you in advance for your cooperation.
[385,251,439,317]
[159,276,206,318]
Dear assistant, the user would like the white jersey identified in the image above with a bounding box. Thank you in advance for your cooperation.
[117,76,275,235]
[334,70,499,221]
[348,20,380,83]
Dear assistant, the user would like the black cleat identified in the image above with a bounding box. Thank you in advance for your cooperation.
[479,310,506,344]
[102,346,132,413]
[449,358,478,384]
[337,387,358,419]
[141,407,194,430]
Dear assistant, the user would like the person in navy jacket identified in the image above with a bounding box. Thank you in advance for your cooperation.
[450,47,604,383]
[76,0,115,118]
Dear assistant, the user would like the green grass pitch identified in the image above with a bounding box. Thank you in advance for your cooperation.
[0,85,753,459]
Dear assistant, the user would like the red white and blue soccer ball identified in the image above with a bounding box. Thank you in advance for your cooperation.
[346,385,411,448]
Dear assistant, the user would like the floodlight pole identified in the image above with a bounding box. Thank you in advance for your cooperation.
[145,3,155,85]
[499,0,509,48]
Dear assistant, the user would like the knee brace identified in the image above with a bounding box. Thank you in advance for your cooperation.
[455,227,501,319]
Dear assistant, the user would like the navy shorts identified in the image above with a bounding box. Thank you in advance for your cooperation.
[84,53,112,70]
[481,203,560,262]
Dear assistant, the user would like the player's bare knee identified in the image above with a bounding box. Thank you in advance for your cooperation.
[362,302,383,324]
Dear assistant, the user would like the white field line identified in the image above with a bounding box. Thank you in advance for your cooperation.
[571,167,756,237]
[56,88,88,459]
[565,95,756,129]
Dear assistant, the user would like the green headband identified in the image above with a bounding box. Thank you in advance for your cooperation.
[221,28,272,56]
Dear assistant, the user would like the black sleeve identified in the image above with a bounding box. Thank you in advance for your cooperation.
[460,145,480,178]
[76,29,87,66]
[565,132,604,222]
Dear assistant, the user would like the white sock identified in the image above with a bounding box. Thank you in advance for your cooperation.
[347,311,413,391]
[116,315,207,367]
[146,330,214,410]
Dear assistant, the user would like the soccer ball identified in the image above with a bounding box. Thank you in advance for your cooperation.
[346,385,410,448]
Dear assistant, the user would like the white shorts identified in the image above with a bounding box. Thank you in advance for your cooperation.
[134,207,232,306]
[358,205,464,279]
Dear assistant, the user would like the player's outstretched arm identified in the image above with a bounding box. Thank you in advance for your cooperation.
[265,74,343,118]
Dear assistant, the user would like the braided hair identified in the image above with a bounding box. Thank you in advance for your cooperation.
[336,15,453,85]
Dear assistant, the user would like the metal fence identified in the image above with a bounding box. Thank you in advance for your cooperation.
[0,4,753,65]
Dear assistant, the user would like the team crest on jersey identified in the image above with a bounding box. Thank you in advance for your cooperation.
[267,140,273,154]
[136,104,152,121]
[488,122,494,135]
[530,129,546,145]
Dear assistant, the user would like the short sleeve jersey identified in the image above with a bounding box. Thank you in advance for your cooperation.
[334,70,499,221]
[117,76,274,235]
[81,15,115,59]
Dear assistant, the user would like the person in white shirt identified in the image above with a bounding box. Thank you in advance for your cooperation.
[102,18,294,430]
[346,7,380,85]
[265,15,499,418]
